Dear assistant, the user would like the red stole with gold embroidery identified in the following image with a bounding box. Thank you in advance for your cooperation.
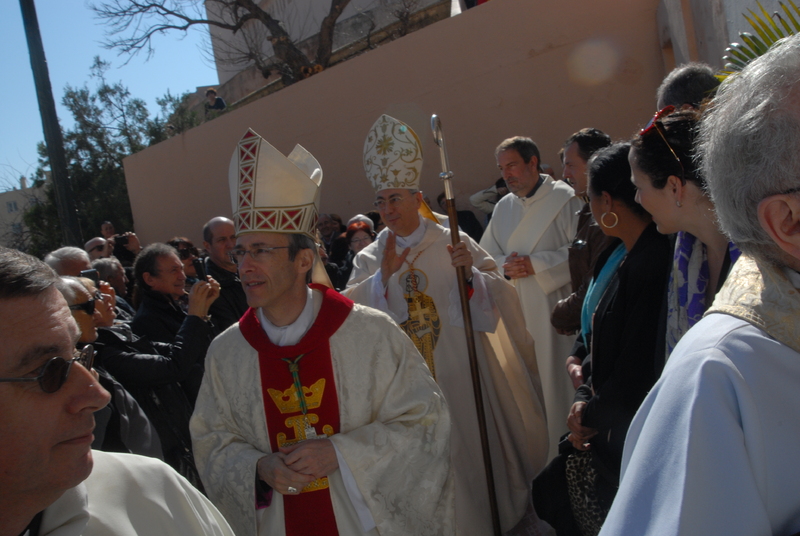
[239,285,353,536]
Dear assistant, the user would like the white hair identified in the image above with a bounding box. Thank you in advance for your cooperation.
[347,214,374,232]
[54,276,85,305]
[698,33,800,263]
[92,256,122,281]
[44,247,91,275]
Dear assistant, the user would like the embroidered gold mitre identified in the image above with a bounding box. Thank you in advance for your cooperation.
[228,128,323,240]
[363,115,423,192]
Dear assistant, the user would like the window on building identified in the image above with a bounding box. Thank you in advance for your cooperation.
[6,201,18,213]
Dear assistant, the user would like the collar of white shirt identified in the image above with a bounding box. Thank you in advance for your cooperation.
[257,286,314,346]
[395,215,427,249]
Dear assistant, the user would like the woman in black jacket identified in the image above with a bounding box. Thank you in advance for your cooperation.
[532,143,672,536]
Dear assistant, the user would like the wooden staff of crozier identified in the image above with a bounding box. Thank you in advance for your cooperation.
[431,114,502,536]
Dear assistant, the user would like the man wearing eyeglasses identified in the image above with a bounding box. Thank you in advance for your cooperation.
[202,216,249,334]
[191,129,455,536]
[345,115,548,533]
[0,247,234,536]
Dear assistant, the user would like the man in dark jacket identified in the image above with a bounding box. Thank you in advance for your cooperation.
[95,301,215,489]
[551,129,615,335]
[202,217,248,333]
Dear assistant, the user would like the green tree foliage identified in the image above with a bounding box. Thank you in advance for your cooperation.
[158,90,202,135]
[22,58,181,258]
[721,0,800,79]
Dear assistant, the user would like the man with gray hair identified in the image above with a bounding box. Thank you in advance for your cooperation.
[44,246,92,276]
[600,35,800,536]
[92,256,136,319]
[202,216,248,333]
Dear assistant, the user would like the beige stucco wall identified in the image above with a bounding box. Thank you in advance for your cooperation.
[124,0,668,247]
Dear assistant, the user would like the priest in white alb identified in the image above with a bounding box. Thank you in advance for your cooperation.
[344,115,549,534]
[190,129,455,536]
[479,136,583,459]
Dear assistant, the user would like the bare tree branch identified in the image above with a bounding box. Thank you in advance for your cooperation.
[92,0,352,85]
[315,0,351,68]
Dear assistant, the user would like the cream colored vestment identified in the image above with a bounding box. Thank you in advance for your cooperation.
[191,296,455,536]
[480,176,583,460]
[345,217,548,534]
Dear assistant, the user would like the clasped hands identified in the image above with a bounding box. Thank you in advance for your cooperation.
[257,438,338,496]
[502,252,534,279]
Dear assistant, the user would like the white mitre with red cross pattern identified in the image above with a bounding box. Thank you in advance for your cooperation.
[228,128,322,240]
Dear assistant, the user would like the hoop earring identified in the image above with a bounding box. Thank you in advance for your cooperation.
[600,211,619,229]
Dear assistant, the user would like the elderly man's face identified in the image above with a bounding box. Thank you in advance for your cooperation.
[70,283,102,344]
[316,216,337,240]
[107,261,128,298]
[205,220,238,272]
[144,253,187,301]
[375,189,422,238]
[0,287,110,501]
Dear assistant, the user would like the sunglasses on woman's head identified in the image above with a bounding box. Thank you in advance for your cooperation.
[639,105,685,181]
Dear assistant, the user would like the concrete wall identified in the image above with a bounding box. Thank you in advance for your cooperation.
[124,0,667,247]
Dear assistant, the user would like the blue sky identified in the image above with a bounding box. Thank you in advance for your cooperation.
[2,0,219,190]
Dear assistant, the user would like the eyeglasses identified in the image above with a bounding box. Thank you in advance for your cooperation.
[177,246,199,260]
[88,244,105,253]
[68,291,102,316]
[229,246,290,264]
[640,105,685,181]
[350,237,372,245]
[0,345,95,393]
[374,194,412,210]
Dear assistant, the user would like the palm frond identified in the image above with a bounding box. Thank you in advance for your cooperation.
[719,1,800,79]
[779,1,800,31]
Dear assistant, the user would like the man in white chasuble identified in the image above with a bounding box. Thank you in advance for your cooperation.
[345,115,549,534]
[191,128,454,536]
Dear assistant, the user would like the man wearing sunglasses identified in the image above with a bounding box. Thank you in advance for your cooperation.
[84,237,113,261]
[0,247,234,536]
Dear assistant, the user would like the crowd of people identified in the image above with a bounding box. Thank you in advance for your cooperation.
[3,33,800,536]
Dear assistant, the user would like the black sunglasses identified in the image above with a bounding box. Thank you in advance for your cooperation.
[68,291,102,316]
[0,345,95,393]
